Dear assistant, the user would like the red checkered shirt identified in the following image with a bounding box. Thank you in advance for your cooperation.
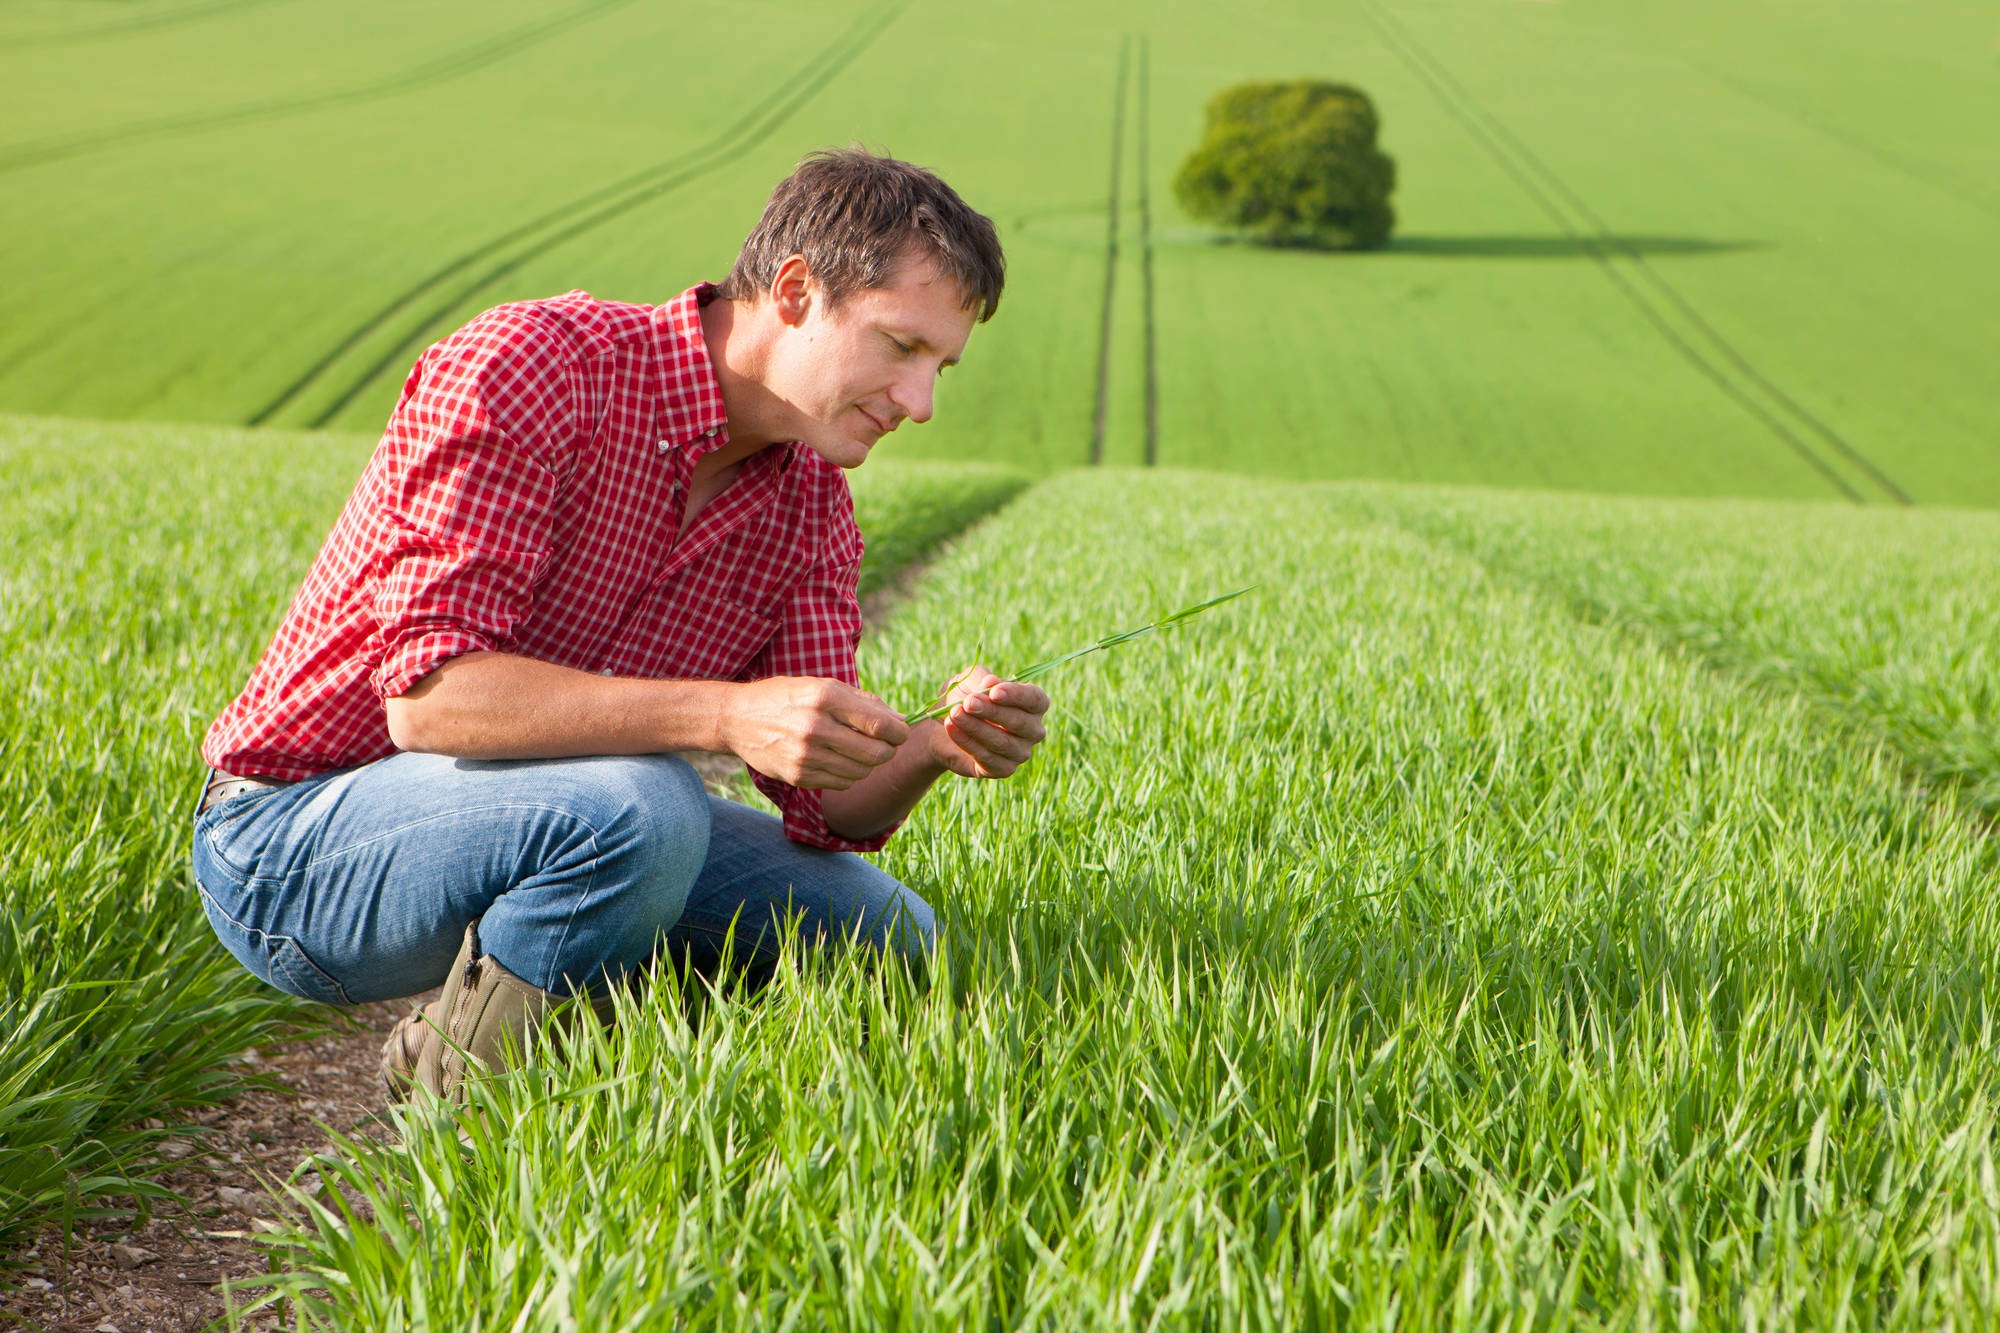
[203,284,896,852]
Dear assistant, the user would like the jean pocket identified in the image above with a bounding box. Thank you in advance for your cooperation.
[195,784,288,879]
[192,882,352,1007]
[267,936,353,1007]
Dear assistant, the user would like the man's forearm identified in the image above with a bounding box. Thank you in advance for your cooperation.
[386,652,734,758]
[388,651,952,837]
[819,720,952,841]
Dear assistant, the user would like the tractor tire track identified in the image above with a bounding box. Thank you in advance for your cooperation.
[0,0,638,175]
[249,4,899,430]
[1401,29,1919,507]
[5,0,295,48]
[1089,36,1131,467]
[1137,34,1158,467]
[1356,0,1912,506]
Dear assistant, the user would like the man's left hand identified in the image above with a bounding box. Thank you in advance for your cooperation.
[927,667,1049,780]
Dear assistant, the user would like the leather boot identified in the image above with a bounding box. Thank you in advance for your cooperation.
[378,997,444,1100]
[380,921,611,1105]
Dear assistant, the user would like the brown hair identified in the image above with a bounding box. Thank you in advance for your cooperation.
[718,147,1005,322]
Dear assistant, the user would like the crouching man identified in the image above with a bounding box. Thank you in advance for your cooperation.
[190,149,1049,1103]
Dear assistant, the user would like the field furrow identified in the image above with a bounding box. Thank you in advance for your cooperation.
[1136,33,1159,468]
[1087,35,1130,468]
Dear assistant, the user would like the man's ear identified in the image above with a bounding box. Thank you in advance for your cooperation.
[770,255,816,328]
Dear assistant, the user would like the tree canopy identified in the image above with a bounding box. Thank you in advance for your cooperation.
[1173,80,1396,251]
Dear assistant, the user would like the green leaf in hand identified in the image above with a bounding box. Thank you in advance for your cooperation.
[902,586,1257,724]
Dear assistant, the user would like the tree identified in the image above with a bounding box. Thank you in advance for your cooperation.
[1173,80,1396,251]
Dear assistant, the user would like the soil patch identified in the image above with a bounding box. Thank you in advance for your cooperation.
[0,1000,415,1332]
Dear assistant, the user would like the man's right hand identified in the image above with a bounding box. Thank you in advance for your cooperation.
[719,677,910,789]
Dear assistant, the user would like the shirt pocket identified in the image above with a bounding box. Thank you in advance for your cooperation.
[681,514,806,621]
[650,589,781,680]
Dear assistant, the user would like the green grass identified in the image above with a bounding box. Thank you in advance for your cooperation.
[2,0,1995,499]
[1346,484,2000,819]
[848,462,1033,602]
[0,413,1023,1255]
[243,469,2000,1328]
[0,416,364,1255]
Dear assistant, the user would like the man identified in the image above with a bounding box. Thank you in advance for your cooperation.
[190,149,1049,1103]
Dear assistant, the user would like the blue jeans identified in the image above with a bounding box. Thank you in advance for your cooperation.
[188,752,934,1004]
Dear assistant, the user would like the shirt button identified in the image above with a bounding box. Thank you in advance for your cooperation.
[702,426,719,438]
[600,668,614,677]
[657,440,671,453]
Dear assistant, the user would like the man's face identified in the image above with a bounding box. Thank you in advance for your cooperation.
[769,255,978,469]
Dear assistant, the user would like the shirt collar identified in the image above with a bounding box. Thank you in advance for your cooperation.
[650,283,733,454]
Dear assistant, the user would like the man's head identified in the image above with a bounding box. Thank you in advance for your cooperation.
[719,148,1004,323]
[713,149,1005,468]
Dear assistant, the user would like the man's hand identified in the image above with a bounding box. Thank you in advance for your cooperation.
[816,667,1051,840]
[720,676,910,790]
[926,666,1050,780]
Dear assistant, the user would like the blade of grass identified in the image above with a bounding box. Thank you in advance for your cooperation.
[901,587,1257,724]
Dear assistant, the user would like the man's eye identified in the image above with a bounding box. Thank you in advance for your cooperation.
[889,337,912,354]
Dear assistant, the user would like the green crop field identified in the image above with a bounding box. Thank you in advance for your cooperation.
[2,0,1995,498]
[1345,484,2000,818]
[5,415,1997,1324]
[4,0,1997,1324]
[240,468,2000,1325]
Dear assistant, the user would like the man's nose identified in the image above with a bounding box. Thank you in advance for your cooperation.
[890,372,935,426]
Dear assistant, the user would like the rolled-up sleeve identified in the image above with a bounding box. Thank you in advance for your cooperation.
[746,499,900,853]
[364,310,574,700]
